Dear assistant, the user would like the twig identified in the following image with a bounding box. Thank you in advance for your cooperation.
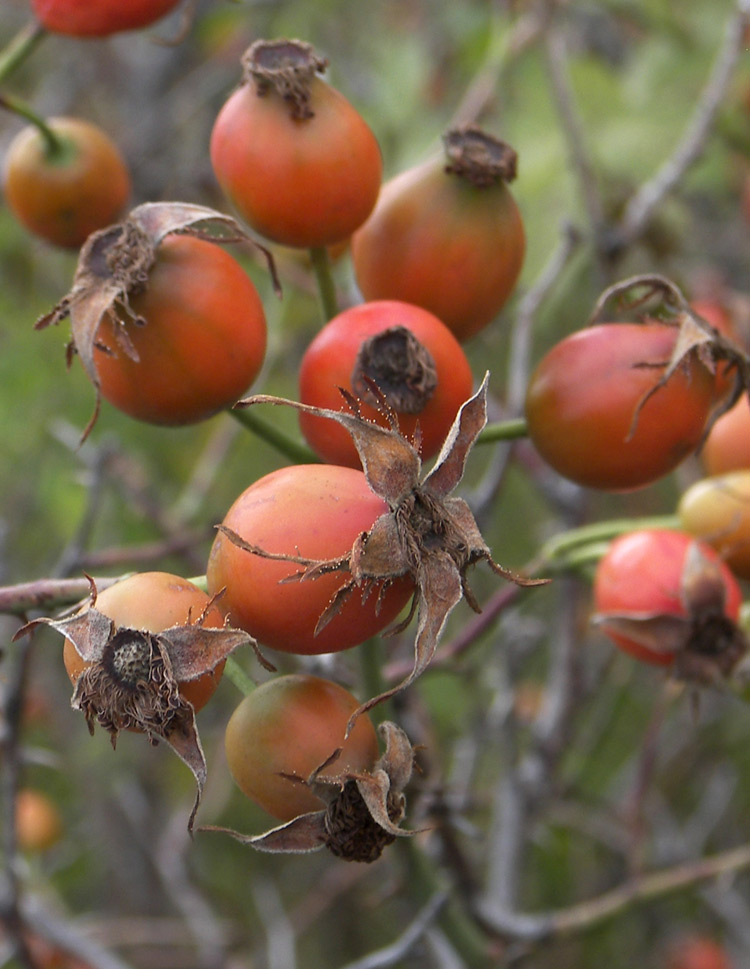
[616,1,750,250]
[0,576,122,616]
[336,892,448,969]
[478,840,750,942]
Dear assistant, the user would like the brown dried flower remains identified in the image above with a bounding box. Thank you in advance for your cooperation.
[224,375,547,731]
[14,579,262,831]
[35,201,278,441]
[203,721,417,863]
[592,541,748,685]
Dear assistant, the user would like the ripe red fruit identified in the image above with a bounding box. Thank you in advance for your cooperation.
[701,396,750,476]
[593,529,743,673]
[207,464,414,655]
[3,117,130,249]
[351,126,525,341]
[224,674,380,821]
[298,300,475,467]
[525,322,714,491]
[91,233,267,426]
[31,0,183,37]
[210,39,382,248]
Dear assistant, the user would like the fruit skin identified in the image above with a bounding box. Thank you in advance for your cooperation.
[63,572,227,713]
[15,789,63,853]
[31,0,182,36]
[664,934,731,969]
[94,234,266,426]
[678,470,750,579]
[206,464,414,655]
[524,323,714,492]
[593,529,742,666]
[701,396,750,476]
[351,154,525,341]
[298,300,475,468]
[3,117,130,249]
[210,73,382,248]
[224,674,380,821]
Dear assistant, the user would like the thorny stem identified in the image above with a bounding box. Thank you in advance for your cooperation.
[308,245,339,322]
[227,406,320,465]
[0,21,45,86]
[0,92,65,156]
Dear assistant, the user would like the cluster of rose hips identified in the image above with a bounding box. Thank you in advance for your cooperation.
[6,0,750,885]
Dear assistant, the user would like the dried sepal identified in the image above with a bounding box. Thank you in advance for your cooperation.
[588,273,749,442]
[592,540,747,684]
[14,582,260,832]
[202,721,418,862]
[36,201,280,440]
[233,376,547,728]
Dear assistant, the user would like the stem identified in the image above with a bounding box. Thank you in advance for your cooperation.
[227,407,320,465]
[540,514,681,564]
[397,839,494,968]
[358,638,395,726]
[0,21,46,86]
[0,92,65,156]
[308,246,339,321]
[478,417,528,444]
[223,656,257,696]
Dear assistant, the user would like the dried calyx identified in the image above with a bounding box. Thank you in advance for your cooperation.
[588,273,749,444]
[36,201,279,440]
[13,579,262,832]
[593,541,748,684]
[351,325,438,415]
[242,38,328,121]
[442,125,518,188]
[226,374,547,731]
[203,721,417,863]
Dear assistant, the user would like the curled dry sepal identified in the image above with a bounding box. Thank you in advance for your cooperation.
[203,721,417,863]
[225,374,547,730]
[592,541,748,685]
[35,201,280,441]
[589,273,750,441]
[13,579,262,832]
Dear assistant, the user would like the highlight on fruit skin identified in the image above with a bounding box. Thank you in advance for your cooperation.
[31,0,184,37]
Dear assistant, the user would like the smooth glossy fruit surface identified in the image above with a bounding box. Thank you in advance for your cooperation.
[32,0,182,36]
[210,55,381,248]
[63,572,227,712]
[298,299,474,467]
[678,470,750,579]
[3,117,130,248]
[207,464,413,654]
[525,323,714,491]
[351,152,525,341]
[94,234,266,425]
[593,529,742,666]
[224,674,379,820]
[701,396,750,476]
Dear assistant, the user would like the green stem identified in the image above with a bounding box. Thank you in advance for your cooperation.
[308,246,339,322]
[0,92,65,156]
[223,656,257,696]
[358,638,395,726]
[478,417,528,444]
[540,514,681,565]
[227,406,320,465]
[0,21,46,85]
